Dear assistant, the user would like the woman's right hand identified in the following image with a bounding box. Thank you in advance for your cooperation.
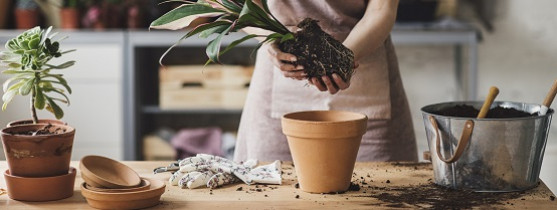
[267,42,306,80]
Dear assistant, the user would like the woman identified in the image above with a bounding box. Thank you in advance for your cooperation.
[234,0,418,162]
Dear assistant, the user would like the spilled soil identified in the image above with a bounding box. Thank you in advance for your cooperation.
[279,18,355,82]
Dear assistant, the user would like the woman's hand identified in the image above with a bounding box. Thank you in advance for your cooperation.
[267,42,306,80]
[308,62,359,95]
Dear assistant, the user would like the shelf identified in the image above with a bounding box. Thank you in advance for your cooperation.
[141,106,242,114]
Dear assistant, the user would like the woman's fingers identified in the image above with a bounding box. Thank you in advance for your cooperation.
[268,42,297,62]
[332,74,350,90]
[282,70,306,79]
[321,76,339,94]
[310,77,327,91]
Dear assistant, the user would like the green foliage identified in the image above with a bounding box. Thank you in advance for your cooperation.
[151,0,294,64]
[1,26,75,120]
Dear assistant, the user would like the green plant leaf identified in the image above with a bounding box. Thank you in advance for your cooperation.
[150,4,224,30]
[42,74,71,94]
[200,24,230,38]
[45,61,75,69]
[280,33,295,43]
[206,25,233,63]
[34,86,46,109]
[219,34,257,56]
[221,0,242,13]
[19,78,35,96]
[186,21,230,38]
[1,89,17,111]
[43,87,70,105]
[3,74,31,92]
[45,97,64,119]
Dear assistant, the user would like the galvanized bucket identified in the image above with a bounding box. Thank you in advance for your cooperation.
[421,101,554,192]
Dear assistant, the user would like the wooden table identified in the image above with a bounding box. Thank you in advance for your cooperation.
[0,161,555,209]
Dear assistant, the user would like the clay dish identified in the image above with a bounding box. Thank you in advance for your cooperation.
[4,167,76,202]
[86,178,151,193]
[80,155,141,189]
[81,177,166,210]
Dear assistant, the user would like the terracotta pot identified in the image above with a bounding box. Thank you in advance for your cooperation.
[7,119,67,127]
[1,124,75,177]
[282,110,367,193]
[14,9,40,29]
[4,167,76,202]
[86,178,151,193]
[0,0,11,28]
[60,8,80,29]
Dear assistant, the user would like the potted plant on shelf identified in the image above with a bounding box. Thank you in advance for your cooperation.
[14,0,41,29]
[0,26,76,178]
[60,0,82,29]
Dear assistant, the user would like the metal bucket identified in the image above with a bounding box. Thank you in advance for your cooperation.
[421,101,554,192]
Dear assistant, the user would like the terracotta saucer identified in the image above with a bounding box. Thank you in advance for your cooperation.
[4,167,76,202]
[81,177,166,210]
[86,178,151,193]
[80,155,141,189]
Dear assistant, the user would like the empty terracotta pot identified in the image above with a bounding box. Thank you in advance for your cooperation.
[7,119,67,127]
[81,178,166,210]
[282,110,367,193]
[4,167,76,202]
[14,9,40,29]
[1,124,75,177]
[80,155,142,189]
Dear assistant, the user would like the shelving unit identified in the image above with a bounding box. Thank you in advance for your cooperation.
[124,31,258,160]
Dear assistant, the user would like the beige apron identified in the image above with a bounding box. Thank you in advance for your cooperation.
[233,0,418,162]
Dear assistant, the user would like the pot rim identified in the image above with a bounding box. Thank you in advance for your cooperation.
[1,123,75,137]
[421,101,554,121]
[7,119,67,127]
[4,167,76,180]
[80,178,165,196]
[282,110,368,124]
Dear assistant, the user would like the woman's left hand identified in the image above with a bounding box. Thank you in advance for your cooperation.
[308,62,359,94]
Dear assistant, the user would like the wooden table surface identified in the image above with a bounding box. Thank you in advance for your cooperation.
[0,161,555,209]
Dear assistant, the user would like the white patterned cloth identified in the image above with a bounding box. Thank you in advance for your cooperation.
[168,154,282,189]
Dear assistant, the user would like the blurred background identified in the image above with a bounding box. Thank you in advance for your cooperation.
[0,0,556,192]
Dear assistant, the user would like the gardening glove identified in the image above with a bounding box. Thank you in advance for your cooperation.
[168,154,281,189]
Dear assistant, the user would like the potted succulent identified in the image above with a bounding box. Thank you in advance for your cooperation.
[59,0,82,29]
[150,0,355,81]
[0,26,76,177]
[14,0,41,29]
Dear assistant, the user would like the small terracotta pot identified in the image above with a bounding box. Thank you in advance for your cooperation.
[7,119,67,127]
[86,178,151,193]
[282,110,367,193]
[14,9,40,29]
[60,8,80,29]
[1,124,75,177]
[4,167,76,202]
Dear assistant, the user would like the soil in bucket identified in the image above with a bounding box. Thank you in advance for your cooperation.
[434,105,536,118]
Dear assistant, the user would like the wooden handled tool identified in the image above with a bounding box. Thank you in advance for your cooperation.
[541,79,557,114]
[477,86,499,119]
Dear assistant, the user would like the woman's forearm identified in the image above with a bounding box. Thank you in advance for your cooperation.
[343,0,399,61]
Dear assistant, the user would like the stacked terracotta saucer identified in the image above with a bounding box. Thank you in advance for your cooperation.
[80,155,165,209]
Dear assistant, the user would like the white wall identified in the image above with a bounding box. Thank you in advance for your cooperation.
[397,0,557,193]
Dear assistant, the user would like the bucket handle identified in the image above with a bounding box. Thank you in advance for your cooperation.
[428,116,474,163]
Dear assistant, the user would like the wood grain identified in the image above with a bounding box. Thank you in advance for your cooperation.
[0,161,555,209]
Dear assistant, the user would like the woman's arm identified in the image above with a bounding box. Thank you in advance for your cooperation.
[311,0,399,93]
[344,0,399,61]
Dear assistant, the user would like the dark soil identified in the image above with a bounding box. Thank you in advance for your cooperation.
[435,105,536,118]
[9,124,67,136]
[364,183,523,209]
[279,18,355,82]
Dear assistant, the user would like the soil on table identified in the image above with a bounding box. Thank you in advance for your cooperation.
[8,124,67,136]
[435,105,536,118]
[279,18,355,82]
[365,183,524,209]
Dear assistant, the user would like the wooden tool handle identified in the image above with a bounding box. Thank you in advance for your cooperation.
[543,79,557,108]
[477,86,499,119]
